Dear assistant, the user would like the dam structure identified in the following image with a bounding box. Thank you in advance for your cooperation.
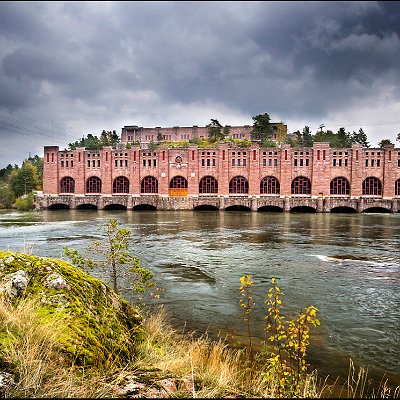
[39,136,400,213]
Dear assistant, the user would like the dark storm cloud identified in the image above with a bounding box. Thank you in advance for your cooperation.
[0,1,399,167]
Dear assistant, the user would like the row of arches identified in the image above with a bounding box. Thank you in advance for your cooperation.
[60,175,400,196]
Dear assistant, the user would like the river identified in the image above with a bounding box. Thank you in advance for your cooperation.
[0,209,399,390]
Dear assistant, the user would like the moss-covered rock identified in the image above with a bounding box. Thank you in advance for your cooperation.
[0,251,143,367]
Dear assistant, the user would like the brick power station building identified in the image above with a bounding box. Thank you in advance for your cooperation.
[39,124,400,213]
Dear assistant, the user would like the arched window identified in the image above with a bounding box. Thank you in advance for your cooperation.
[141,176,158,193]
[229,176,249,194]
[396,179,400,196]
[113,176,129,193]
[330,177,350,195]
[86,176,102,193]
[60,177,75,193]
[260,176,280,194]
[169,176,188,196]
[291,176,311,195]
[362,177,382,196]
[170,176,188,189]
[199,176,218,194]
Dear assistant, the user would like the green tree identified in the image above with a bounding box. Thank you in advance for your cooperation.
[207,119,223,142]
[0,184,15,208]
[223,125,231,138]
[351,128,370,148]
[0,164,17,183]
[27,155,44,189]
[9,161,39,197]
[302,126,314,147]
[64,219,154,296]
[14,192,34,211]
[100,130,120,147]
[251,112,273,142]
[378,139,394,148]
[337,127,352,148]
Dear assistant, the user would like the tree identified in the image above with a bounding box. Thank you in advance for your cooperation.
[207,119,223,142]
[0,184,15,208]
[302,126,314,147]
[251,112,273,142]
[64,219,154,296]
[378,139,394,148]
[8,161,39,197]
[396,133,400,143]
[351,128,370,148]
[223,125,231,138]
[336,127,352,148]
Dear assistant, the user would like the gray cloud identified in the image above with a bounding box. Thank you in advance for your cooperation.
[0,1,399,167]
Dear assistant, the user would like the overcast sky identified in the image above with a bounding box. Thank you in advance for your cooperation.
[1,1,400,168]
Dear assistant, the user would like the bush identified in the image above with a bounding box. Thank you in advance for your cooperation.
[14,192,34,211]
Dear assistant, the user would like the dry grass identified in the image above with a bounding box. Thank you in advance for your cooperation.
[132,307,326,398]
[0,299,398,398]
[0,298,115,398]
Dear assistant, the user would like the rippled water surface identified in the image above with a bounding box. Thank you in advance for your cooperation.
[1,209,399,387]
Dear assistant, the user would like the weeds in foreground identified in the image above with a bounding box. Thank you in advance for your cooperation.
[0,298,115,398]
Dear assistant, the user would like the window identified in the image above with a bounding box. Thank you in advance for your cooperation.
[395,179,400,196]
[229,176,248,194]
[86,176,102,193]
[141,176,158,193]
[260,176,280,194]
[170,176,188,191]
[199,176,218,194]
[60,177,75,193]
[291,176,311,195]
[330,177,350,195]
[362,177,382,196]
[113,176,129,193]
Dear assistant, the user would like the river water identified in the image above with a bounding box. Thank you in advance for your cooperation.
[0,209,399,389]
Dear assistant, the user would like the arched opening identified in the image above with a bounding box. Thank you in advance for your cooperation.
[362,177,382,196]
[113,176,129,193]
[194,205,219,211]
[199,176,218,194]
[258,205,283,212]
[330,206,357,213]
[330,177,350,195]
[169,176,188,196]
[225,205,251,211]
[59,177,75,193]
[48,203,70,210]
[291,176,311,195]
[363,207,391,213]
[104,204,127,210]
[141,176,159,193]
[133,204,157,210]
[260,176,280,194]
[290,206,316,213]
[229,176,249,194]
[76,204,98,210]
[86,176,102,193]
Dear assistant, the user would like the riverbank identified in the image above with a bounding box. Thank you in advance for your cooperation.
[0,250,398,398]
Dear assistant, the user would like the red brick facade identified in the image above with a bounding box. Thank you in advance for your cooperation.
[41,142,400,212]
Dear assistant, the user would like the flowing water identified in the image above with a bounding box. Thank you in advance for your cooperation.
[0,209,399,390]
